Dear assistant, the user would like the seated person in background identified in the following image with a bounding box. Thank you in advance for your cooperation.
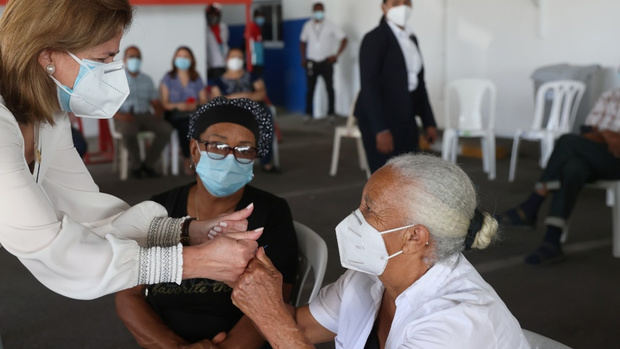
[210,47,279,173]
[114,46,173,178]
[502,88,620,265]
[231,154,530,349]
[115,97,298,349]
[160,46,208,175]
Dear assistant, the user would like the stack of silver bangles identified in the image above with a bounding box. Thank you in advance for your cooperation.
[137,216,190,285]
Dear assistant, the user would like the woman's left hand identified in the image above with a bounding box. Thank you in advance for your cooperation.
[189,203,253,245]
[232,247,285,322]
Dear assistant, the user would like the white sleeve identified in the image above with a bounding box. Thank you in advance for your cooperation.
[0,111,182,300]
[300,22,310,42]
[308,270,353,334]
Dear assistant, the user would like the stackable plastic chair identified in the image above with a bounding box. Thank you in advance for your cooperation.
[108,118,174,180]
[441,79,497,180]
[293,221,328,306]
[508,80,586,182]
[329,93,371,178]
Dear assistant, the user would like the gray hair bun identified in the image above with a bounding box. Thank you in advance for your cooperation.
[471,212,498,250]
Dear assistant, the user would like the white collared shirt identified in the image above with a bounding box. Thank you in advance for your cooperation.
[387,20,423,92]
[309,253,531,349]
[300,19,346,62]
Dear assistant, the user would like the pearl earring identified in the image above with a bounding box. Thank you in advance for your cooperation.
[45,63,56,75]
[425,241,429,246]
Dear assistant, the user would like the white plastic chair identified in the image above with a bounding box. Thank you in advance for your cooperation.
[108,118,175,180]
[560,180,620,258]
[293,221,328,307]
[508,80,586,182]
[522,329,572,349]
[329,93,370,178]
[441,79,497,180]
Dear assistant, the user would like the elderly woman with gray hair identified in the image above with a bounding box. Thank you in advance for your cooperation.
[231,154,530,349]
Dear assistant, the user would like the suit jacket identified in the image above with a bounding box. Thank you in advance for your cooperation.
[355,17,436,138]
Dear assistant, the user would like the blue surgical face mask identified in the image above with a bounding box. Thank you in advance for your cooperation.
[174,57,192,71]
[196,152,254,197]
[313,11,325,21]
[255,17,266,26]
[126,57,141,74]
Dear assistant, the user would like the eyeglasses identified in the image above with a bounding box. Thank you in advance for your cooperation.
[197,140,258,164]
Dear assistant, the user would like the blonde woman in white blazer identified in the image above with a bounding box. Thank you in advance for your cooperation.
[0,0,261,300]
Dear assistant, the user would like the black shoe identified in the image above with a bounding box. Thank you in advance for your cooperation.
[524,243,565,265]
[498,207,536,229]
[141,164,161,178]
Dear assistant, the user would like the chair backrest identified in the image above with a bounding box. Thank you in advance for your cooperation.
[345,92,361,131]
[522,329,572,349]
[444,79,497,131]
[293,221,328,307]
[531,80,586,133]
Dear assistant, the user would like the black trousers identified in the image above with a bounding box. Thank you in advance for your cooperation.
[539,134,620,227]
[305,60,335,116]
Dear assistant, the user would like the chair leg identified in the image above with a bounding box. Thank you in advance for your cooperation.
[441,129,454,161]
[329,132,342,176]
[487,134,496,180]
[355,137,371,178]
[171,131,179,176]
[450,133,459,163]
[613,183,620,258]
[120,146,128,181]
[162,144,170,176]
[272,136,281,168]
[481,137,489,173]
[508,133,522,182]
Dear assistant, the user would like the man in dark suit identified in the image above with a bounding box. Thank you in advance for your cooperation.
[355,0,437,172]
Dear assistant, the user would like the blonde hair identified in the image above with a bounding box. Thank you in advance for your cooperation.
[387,154,499,262]
[0,0,132,125]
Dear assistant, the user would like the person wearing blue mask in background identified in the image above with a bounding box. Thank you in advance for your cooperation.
[161,46,208,175]
[248,9,266,76]
[114,46,172,178]
[300,2,348,120]
[116,97,298,349]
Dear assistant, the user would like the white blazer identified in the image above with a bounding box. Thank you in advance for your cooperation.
[0,98,182,300]
[309,253,531,349]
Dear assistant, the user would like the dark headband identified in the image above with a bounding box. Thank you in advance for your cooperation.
[188,97,273,158]
[465,209,484,250]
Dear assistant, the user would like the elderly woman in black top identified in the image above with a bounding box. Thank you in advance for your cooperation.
[115,97,298,349]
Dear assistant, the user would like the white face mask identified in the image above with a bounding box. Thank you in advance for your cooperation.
[226,57,245,71]
[386,4,412,28]
[335,209,415,275]
[50,52,130,119]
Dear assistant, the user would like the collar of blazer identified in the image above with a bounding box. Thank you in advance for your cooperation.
[379,16,420,48]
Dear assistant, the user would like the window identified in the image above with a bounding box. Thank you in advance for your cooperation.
[254,0,284,48]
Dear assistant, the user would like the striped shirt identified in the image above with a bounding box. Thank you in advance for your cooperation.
[585,89,620,132]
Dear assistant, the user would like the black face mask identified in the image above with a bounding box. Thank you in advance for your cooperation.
[207,14,221,26]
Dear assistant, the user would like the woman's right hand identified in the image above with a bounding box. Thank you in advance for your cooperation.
[182,228,263,285]
[189,203,253,245]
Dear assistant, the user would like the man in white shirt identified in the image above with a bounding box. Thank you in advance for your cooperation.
[114,46,172,178]
[300,2,348,119]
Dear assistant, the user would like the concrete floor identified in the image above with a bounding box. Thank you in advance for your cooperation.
[1,114,619,348]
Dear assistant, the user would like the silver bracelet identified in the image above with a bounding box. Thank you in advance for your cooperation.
[138,243,183,285]
[147,217,188,247]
